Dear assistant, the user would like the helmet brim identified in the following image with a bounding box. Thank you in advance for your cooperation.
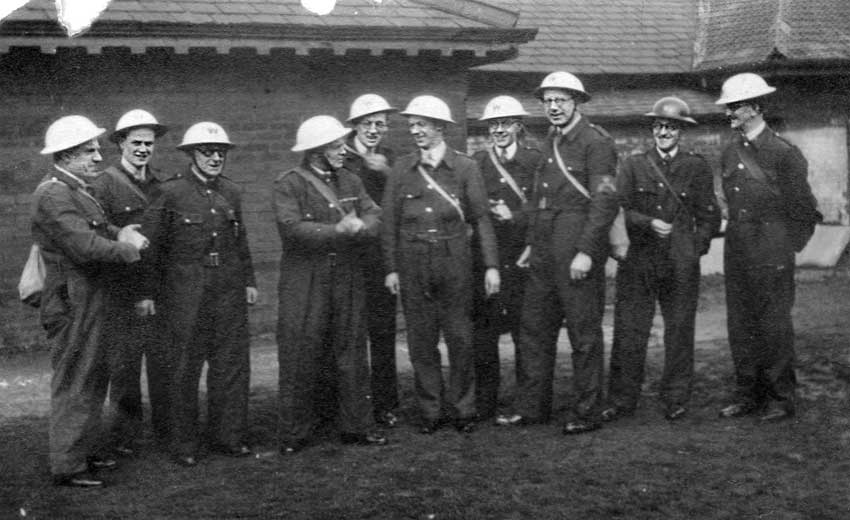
[534,87,591,104]
[644,112,698,125]
[714,86,776,105]
[109,123,169,144]
[291,126,352,152]
[398,111,456,124]
[346,107,397,123]
[40,127,107,155]
[177,142,235,151]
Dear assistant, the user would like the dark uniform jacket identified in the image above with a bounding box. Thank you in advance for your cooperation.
[720,128,821,266]
[90,163,169,298]
[31,168,140,334]
[273,164,381,260]
[382,147,499,272]
[528,117,620,263]
[343,140,394,260]
[141,169,256,299]
[472,145,540,265]
[618,149,720,258]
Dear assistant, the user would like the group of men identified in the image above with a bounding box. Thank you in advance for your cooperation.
[31,68,821,487]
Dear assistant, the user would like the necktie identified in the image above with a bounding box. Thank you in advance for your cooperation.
[498,149,508,164]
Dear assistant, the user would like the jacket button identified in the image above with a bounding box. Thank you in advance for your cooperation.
[500,178,506,183]
[542,182,548,188]
[737,163,744,169]
[212,232,218,237]
[548,158,553,164]
[211,208,217,214]
[425,207,433,213]
[124,206,131,211]
[658,183,664,188]
[734,186,740,192]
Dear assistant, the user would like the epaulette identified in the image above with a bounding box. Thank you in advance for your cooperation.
[588,123,613,139]
[687,150,705,159]
[162,172,182,182]
[522,145,541,152]
[630,149,645,157]
[771,132,797,151]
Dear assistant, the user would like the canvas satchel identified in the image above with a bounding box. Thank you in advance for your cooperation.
[18,243,46,308]
[551,139,629,259]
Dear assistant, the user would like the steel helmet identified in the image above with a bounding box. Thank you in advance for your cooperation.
[292,115,351,152]
[177,122,233,150]
[400,95,455,124]
[645,97,697,124]
[534,71,591,103]
[479,95,529,121]
[40,115,106,155]
[110,109,168,143]
[347,94,396,123]
[715,73,776,105]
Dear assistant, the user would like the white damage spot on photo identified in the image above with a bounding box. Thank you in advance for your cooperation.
[55,0,112,36]
[301,0,337,16]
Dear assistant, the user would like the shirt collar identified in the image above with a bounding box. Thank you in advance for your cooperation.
[121,156,146,182]
[190,165,216,186]
[745,121,767,142]
[420,140,447,168]
[52,164,88,189]
[656,146,678,159]
[557,112,582,137]
[496,142,518,161]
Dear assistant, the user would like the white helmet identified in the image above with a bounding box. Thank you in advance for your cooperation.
[534,71,591,103]
[177,122,233,150]
[479,95,529,121]
[110,109,168,143]
[715,72,776,105]
[400,95,455,124]
[40,115,106,155]
[292,115,351,152]
[347,94,395,123]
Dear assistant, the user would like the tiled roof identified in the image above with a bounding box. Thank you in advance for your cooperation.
[0,0,535,57]
[475,0,699,74]
[694,0,850,70]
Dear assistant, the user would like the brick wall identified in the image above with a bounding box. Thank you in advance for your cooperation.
[0,50,471,353]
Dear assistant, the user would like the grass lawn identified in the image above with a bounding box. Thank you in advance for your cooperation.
[1,276,849,519]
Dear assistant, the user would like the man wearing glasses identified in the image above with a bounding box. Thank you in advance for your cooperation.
[602,97,720,423]
[343,94,400,428]
[497,71,619,434]
[472,96,540,420]
[140,122,258,466]
[714,73,821,422]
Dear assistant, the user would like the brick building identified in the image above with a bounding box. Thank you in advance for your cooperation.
[0,0,535,352]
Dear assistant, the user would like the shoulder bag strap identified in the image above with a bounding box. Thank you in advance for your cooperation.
[733,140,781,197]
[417,164,465,222]
[487,147,527,204]
[294,168,347,218]
[551,138,591,200]
[644,154,687,210]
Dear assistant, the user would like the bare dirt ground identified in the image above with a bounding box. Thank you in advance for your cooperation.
[1,275,849,519]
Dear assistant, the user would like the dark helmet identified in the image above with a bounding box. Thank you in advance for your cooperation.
[645,97,697,125]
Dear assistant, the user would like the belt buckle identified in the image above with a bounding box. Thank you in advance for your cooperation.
[205,252,220,267]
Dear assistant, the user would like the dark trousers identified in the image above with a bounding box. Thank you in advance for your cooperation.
[104,291,171,446]
[46,270,109,477]
[364,263,399,416]
[514,253,606,423]
[277,255,374,446]
[472,265,526,418]
[725,256,797,407]
[167,266,250,456]
[399,239,476,422]
[607,251,700,411]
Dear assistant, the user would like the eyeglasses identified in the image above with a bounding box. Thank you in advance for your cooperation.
[358,120,388,130]
[652,122,681,132]
[196,146,228,157]
[725,101,751,112]
[541,96,574,107]
[488,119,520,131]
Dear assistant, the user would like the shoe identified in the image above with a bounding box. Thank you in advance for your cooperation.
[719,402,756,418]
[494,414,534,427]
[664,406,687,421]
[87,456,118,471]
[759,402,794,422]
[174,455,198,467]
[376,411,399,428]
[454,418,476,434]
[340,432,388,446]
[113,445,135,457]
[562,419,601,435]
[419,419,443,435]
[53,471,104,488]
[213,444,252,457]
